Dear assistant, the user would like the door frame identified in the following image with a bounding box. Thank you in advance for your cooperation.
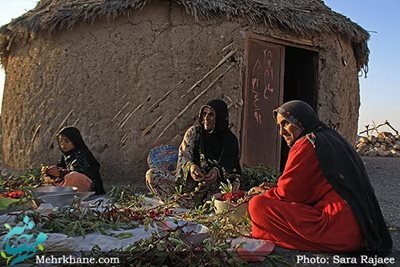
[240,32,319,171]
[247,32,319,52]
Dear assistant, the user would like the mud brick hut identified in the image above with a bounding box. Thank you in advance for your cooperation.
[0,0,369,186]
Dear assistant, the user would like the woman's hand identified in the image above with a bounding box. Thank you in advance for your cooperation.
[249,186,267,195]
[45,166,61,177]
[190,164,205,181]
[260,182,276,188]
[204,168,219,184]
[249,182,274,195]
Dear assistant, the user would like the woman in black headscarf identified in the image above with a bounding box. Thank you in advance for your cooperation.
[176,99,241,190]
[146,99,241,207]
[44,126,106,195]
[249,100,392,255]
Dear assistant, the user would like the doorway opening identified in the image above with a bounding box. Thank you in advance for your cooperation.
[279,46,319,171]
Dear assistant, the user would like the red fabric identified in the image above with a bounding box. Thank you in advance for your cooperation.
[249,137,363,252]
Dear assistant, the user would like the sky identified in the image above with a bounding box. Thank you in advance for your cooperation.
[0,0,399,134]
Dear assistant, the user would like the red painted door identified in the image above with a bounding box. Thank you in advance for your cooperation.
[241,37,285,171]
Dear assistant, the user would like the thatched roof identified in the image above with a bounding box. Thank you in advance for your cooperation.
[0,0,369,72]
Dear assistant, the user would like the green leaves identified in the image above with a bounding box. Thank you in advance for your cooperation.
[0,251,7,259]
[0,250,13,265]
[0,182,284,266]
[265,254,291,266]
[106,185,142,206]
[241,165,279,191]
[219,180,233,194]
[115,232,134,239]
[0,197,20,211]
[0,167,42,192]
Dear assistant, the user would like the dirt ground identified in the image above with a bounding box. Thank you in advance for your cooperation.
[266,156,400,266]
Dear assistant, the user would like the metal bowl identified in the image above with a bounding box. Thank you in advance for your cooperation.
[32,186,77,197]
[37,191,95,207]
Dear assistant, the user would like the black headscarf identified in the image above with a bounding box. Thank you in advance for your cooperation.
[57,126,105,194]
[274,100,392,255]
[197,99,241,176]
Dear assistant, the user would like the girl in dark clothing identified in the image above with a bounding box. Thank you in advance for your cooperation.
[44,127,106,195]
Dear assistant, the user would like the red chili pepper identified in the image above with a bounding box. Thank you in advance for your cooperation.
[3,190,24,199]
[163,208,172,215]
[219,190,245,203]
[148,210,158,218]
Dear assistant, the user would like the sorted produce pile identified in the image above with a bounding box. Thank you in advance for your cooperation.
[0,168,43,191]
[356,121,400,157]
[0,168,42,210]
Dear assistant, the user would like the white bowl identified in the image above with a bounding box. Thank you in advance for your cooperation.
[155,220,209,244]
[37,191,95,207]
[213,193,249,222]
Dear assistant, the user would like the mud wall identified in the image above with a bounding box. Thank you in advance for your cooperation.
[1,2,245,188]
[316,35,360,143]
[1,2,360,188]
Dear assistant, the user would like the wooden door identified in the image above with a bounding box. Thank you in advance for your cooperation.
[241,37,285,170]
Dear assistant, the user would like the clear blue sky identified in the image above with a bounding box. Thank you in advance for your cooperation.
[324,0,400,133]
[1,0,399,133]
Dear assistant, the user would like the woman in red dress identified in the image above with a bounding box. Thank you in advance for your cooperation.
[249,100,392,254]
